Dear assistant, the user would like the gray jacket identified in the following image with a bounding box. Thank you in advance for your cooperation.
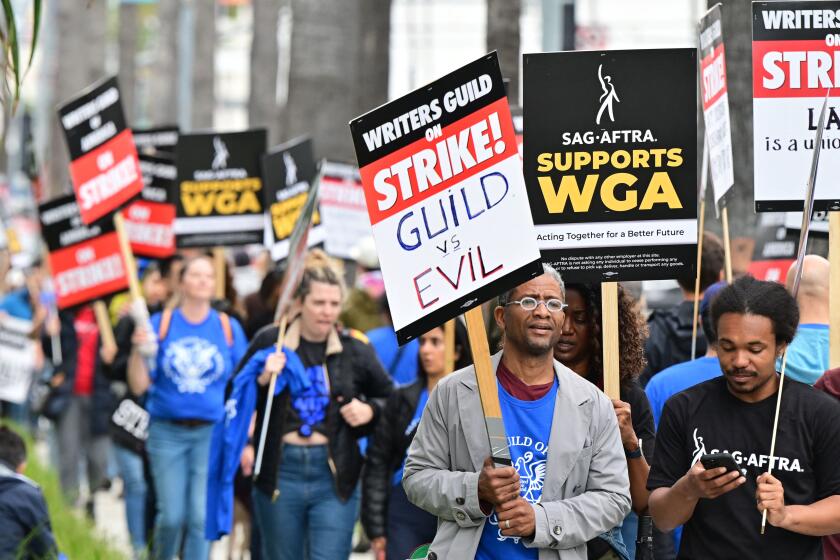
[403,352,631,559]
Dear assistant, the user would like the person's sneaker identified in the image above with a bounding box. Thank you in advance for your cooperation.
[85,499,95,521]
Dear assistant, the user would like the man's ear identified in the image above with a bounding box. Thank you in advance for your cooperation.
[16,460,26,475]
[494,305,506,332]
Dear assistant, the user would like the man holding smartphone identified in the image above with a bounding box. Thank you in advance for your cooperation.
[647,276,840,559]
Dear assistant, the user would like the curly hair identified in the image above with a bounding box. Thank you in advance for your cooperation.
[711,275,798,345]
[565,283,648,386]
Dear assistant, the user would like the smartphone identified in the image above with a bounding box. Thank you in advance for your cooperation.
[700,452,741,474]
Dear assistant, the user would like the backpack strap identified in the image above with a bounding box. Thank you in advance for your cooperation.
[158,307,174,342]
[219,312,233,348]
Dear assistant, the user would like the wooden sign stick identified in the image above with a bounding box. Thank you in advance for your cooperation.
[691,139,710,360]
[213,247,226,301]
[444,319,456,373]
[830,211,840,369]
[691,200,707,361]
[254,314,288,479]
[113,212,143,302]
[601,282,621,400]
[93,300,117,355]
[721,206,734,283]
[464,306,511,466]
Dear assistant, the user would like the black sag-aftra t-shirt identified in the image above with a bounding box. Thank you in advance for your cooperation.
[647,376,840,560]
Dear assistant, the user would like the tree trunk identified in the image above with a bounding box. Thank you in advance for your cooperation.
[356,0,391,117]
[149,0,179,126]
[118,3,139,124]
[46,0,107,199]
[486,0,521,105]
[709,0,754,239]
[191,0,216,130]
[280,0,390,161]
[249,0,280,142]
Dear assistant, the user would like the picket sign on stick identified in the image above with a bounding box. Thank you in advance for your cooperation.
[254,165,323,478]
[600,283,621,400]
[464,307,511,466]
[691,140,711,361]
[213,248,226,301]
[114,212,143,301]
[761,90,828,535]
[92,300,117,354]
[720,207,734,283]
[443,319,456,374]
[830,212,840,369]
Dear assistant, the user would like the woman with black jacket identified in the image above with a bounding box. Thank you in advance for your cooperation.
[362,320,472,560]
[239,250,393,560]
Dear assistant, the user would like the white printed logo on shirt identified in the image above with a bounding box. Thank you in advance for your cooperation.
[689,427,804,473]
[489,436,548,544]
[162,336,224,394]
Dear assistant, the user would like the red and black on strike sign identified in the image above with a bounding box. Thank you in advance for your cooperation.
[132,125,179,156]
[39,195,129,309]
[120,153,177,259]
[58,77,143,225]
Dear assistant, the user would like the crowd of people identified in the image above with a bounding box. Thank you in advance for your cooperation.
[1,234,840,560]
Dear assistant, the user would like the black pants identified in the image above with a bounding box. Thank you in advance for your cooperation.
[386,483,437,560]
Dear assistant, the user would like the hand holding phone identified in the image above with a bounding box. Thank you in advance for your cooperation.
[684,452,746,500]
[700,452,745,476]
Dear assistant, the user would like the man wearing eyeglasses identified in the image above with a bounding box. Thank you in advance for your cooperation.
[403,265,631,560]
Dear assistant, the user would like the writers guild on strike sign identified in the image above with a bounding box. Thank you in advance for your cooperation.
[58,77,144,225]
[524,49,697,283]
[39,195,130,309]
[351,53,541,343]
[753,1,840,211]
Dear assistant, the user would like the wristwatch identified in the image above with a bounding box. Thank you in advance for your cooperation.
[625,438,643,459]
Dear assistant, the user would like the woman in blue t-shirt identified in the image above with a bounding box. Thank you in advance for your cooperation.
[128,255,248,560]
[362,320,472,560]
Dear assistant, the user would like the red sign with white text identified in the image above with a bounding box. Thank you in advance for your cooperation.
[58,77,143,224]
[49,232,128,309]
[121,200,176,259]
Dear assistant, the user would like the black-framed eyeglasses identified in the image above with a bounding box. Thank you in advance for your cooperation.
[505,297,568,313]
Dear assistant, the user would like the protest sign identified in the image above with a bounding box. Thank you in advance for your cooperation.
[319,161,371,260]
[262,138,325,261]
[749,212,797,282]
[121,152,176,258]
[523,49,698,283]
[510,105,524,158]
[58,76,143,225]
[349,52,542,344]
[753,1,840,211]
[0,316,35,404]
[174,129,267,247]
[132,125,179,155]
[784,209,830,235]
[39,195,129,309]
[699,4,735,212]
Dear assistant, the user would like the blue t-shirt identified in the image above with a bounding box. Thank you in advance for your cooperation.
[476,379,558,560]
[392,388,429,486]
[646,356,722,428]
[0,289,32,320]
[146,308,248,422]
[367,326,419,385]
[778,324,829,385]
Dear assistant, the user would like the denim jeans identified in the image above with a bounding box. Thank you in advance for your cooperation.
[146,420,213,560]
[620,512,638,559]
[252,444,360,560]
[114,445,148,554]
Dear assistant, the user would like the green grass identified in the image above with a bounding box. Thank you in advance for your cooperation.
[5,423,127,560]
